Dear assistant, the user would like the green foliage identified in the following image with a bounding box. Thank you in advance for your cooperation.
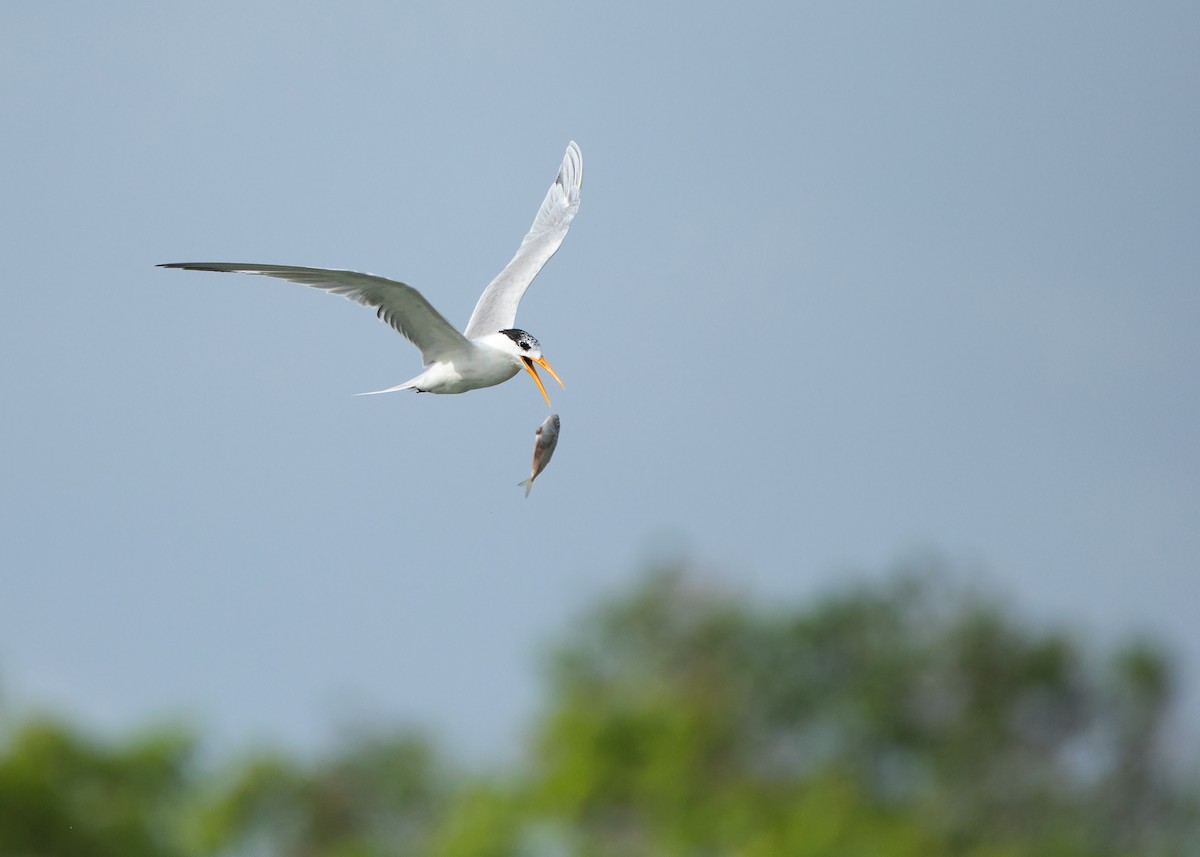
[426,782,522,857]
[187,732,444,857]
[1,564,1197,857]
[530,567,1197,856]
[0,717,194,857]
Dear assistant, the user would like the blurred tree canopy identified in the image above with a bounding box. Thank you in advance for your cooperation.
[1,566,1196,856]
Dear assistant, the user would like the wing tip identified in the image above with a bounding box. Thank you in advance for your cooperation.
[561,141,583,195]
[157,262,241,272]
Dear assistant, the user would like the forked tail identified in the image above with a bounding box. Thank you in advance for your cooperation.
[354,382,418,396]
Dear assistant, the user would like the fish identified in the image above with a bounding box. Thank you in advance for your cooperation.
[518,413,561,497]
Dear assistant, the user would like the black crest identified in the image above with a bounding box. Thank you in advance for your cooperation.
[500,328,539,352]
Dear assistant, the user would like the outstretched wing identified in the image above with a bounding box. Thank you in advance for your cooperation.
[463,141,583,340]
[159,262,471,365]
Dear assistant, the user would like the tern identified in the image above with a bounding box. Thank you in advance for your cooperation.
[160,141,582,408]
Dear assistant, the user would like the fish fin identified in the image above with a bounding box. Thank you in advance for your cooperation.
[518,478,533,498]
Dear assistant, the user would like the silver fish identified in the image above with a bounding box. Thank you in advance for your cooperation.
[518,413,561,497]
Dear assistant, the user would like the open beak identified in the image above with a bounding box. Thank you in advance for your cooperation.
[534,355,564,389]
[521,356,564,407]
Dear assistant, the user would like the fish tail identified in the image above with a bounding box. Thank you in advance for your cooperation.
[518,478,533,498]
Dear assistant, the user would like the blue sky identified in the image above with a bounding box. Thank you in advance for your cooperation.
[2,1,1197,760]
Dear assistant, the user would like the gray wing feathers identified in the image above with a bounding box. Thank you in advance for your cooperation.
[463,142,583,340]
[159,262,470,364]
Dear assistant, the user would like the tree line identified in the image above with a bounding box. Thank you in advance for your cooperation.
[1,564,1196,856]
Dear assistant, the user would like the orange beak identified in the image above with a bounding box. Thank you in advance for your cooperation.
[521,356,564,407]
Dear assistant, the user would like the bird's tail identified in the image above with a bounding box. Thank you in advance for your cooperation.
[354,382,417,396]
[518,478,534,498]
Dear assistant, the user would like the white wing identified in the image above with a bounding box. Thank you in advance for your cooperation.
[159,262,470,364]
[463,141,583,340]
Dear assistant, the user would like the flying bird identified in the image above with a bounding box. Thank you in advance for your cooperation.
[160,142,583,408]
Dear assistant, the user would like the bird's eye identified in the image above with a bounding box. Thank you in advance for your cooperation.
[520,341,531,351]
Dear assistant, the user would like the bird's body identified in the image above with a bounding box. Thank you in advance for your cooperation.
[363,331,527,396]
[397,336,522,395]
[160,142,583,407]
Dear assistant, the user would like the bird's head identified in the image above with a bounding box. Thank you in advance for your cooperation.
[497,328,564,407]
